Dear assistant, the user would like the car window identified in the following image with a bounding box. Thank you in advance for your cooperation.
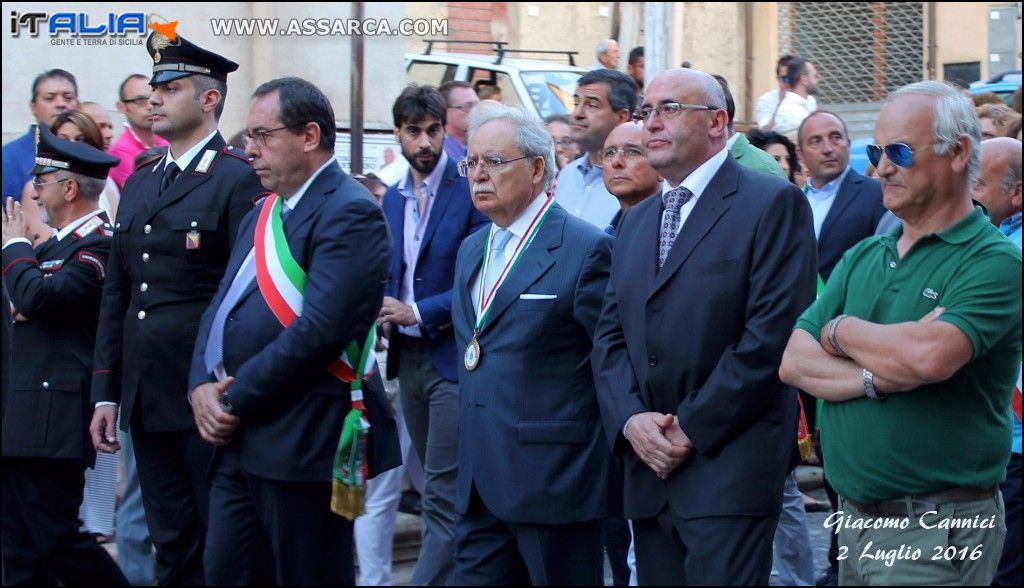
[407,61,457,88]
[519,70,579,118]
[467,69,521,108]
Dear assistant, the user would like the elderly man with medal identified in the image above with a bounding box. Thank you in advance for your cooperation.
[449,104,613,585]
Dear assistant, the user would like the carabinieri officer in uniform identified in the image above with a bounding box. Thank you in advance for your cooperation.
[89,31,266,585]
[2,125,128,586]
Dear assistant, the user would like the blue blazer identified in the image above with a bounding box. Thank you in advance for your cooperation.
[452,203,613,524]
[189,162,399,482]
[817,170,886,281]
[382,157,488,382]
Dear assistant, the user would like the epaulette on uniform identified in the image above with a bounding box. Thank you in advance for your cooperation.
[221,145,254,165]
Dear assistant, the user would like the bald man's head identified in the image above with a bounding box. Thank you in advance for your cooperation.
[972,137,1022,225]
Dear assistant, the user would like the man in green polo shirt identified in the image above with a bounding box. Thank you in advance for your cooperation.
[780,80,1022,586]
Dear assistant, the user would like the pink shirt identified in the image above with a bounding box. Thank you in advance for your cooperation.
[108,123,168,189]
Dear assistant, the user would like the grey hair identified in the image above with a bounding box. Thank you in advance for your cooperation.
[59,171,105,203]
[596,39,615,60]
[698,72,728,111]
[1003,152,1022,194]
[886,81,980,183]
[468,104,556,190]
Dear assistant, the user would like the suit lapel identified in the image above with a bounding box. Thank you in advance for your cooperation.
[236,162,342,306]
[479,207,562,335]
[818,171,859,247]
[142,134,226,223]
[418,160,457,258]
[459,227,488,323]
[648,159,737,301]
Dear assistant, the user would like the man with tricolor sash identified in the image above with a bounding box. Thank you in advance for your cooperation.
[187,77,399,585]
[450,104,613,584]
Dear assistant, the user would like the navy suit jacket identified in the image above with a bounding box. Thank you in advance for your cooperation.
[816,169,886,281]
[189,161,400,482]
[452,203,613,524]
[382,157,488,382]
[593,155,818,520]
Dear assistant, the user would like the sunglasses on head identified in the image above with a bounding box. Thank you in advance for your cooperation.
[866,142,916,168]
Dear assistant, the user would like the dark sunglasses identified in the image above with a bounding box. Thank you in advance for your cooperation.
[866,142,916,168]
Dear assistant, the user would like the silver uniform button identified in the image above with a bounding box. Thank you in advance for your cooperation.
[140,283,149,292]
[144,224,152,234]
[889,261,896,268]
[115,222,121,229]
[142,253,150,262]
[138,310,146,320]
[191,221,198,228]
[42,381,50,389]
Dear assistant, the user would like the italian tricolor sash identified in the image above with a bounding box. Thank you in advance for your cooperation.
[254,193,375,520]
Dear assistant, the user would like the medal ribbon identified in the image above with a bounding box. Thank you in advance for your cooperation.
[474,196,555,331]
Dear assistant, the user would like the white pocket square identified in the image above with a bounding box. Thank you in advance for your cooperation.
[520,294,557,300]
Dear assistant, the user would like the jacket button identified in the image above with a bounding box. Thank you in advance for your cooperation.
[138,310,146,320]
[144,224,152,234]
[140,283,148,292]
[648,355,658,367]
[42,381,50,389]
[142,253,150,262]
[191,221,198,228]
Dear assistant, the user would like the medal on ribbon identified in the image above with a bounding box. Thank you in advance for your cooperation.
[466,196,555,370]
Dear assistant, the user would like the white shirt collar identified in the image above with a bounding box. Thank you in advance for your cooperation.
[283,157,337,211]
[492,191,549,240]
[661,146,729,203]
[162,129,219,172]
[56,209,104,241]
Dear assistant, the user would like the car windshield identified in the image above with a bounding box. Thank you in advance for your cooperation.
[520,70,581,118]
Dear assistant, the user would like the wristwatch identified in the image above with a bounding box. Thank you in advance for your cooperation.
[863,368,884,400]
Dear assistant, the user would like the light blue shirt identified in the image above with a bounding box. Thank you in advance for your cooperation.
[804,167,851,240]
[396,151,449,337]
[554,153,620,229]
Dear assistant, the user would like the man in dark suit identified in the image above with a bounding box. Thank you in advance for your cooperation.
[798,110,887,282]
[795,109,886,585]
[593,68,817,585]
[1,128,128,585]
[188,76,398,585]
[451,104,613,585]
[377,84,488,584]
[89,32,265,585]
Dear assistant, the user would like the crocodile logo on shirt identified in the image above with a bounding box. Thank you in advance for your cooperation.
[922,288,939,300]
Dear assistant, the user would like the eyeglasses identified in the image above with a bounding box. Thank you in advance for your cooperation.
[31,177,70,190]
[242,125,294,148]
[601,145,644,163]
[866,142,919,168]
[552,137,576,147]
[634,102,718,123]
[457,155,530,177]
[120,95,151,106]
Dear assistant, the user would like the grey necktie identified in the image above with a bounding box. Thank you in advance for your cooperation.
[483,228,514,296]
[658,187,694,269]
[204,204,291,374]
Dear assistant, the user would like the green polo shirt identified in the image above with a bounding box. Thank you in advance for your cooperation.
[795,205,1022,503]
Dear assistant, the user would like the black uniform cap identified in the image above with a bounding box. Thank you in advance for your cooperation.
[32,124,120,180]
[147,31,239,85]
